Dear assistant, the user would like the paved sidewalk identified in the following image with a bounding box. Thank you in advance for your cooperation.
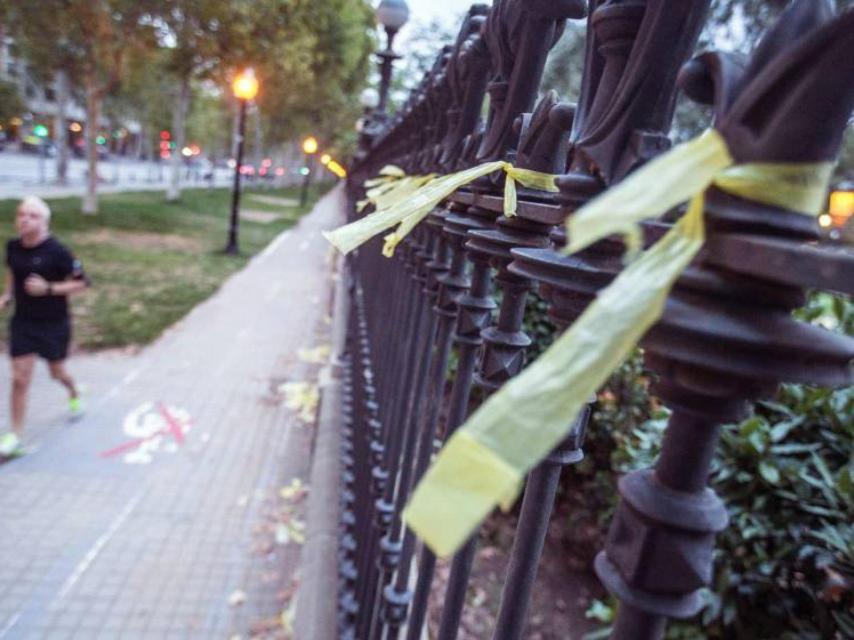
[0,186,345,639]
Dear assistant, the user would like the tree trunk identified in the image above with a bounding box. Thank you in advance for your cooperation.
[166,77,191,202]
[82,76,100,214]
[54,69,71,185]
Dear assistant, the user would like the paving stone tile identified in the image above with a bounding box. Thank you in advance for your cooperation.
[0,188,341,638]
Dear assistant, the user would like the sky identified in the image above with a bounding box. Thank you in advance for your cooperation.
[391,0,474,57]
[402,0,473,28]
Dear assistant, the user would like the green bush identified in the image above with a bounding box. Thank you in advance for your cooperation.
[560,293,853,639]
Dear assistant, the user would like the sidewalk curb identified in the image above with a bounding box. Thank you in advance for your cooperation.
[294,251,349,639]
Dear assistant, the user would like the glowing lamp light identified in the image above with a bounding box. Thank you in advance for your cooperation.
[190,144,201,156]
[96,135,107,145]
[302,136,318,155]
[69,122,82,133]
[160,130,171,140]
[299,167,310,176]
[227,159,237,169]
[320,153,331,165]
[327,160,347,178]
[275,167,285,177]
[181,146,193,157]
[33,124,49,138]
[828,183,854,227]
[10,117,23,126]
[818,213,833,228]
[233,68,259,101]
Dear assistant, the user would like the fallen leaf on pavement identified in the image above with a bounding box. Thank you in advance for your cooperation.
[297,344,331,364]
[279,381,319,424]
[249,616,282,636]
[279,478,308,502]
[274,523,290,545]
[281,596,298,636]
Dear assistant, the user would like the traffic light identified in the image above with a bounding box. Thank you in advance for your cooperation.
[160,130,171,141]
[33,124,49,138]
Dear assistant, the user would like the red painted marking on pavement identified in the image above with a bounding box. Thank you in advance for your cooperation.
[158,403,187,445]
[98,403,193,458]
[99,430,166,458]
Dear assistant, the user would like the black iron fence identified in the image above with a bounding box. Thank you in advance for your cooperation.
[332,1,854,639]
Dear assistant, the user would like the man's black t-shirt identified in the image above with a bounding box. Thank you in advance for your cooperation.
[6,236,87,322]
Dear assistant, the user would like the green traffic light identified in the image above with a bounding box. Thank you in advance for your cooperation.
[96,135,107,145]
[33,124,48,138]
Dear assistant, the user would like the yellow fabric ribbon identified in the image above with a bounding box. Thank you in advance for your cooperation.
[503,166,561,218]
[403,129,833,558]
[378,163,560,256]
[324,163,561,257]
[365,164,406,185]
[358,165,409,212]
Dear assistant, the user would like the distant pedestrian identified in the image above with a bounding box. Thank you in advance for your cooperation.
[0,196,89,458]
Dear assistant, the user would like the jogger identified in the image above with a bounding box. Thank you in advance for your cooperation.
[0,196,89,457]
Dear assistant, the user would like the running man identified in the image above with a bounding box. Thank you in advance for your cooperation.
[0,196,89,457]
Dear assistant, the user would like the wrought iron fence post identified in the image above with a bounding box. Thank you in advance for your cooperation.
[340,3,854,640]
[595,4,854,638]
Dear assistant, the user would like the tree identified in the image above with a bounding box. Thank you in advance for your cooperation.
[234,0,375,157]
[4,5,81,183]
[7,1,156,213]
[0,79,24,125]
[153,0,241,201]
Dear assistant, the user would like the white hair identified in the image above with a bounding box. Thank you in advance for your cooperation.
[18,195,51,222]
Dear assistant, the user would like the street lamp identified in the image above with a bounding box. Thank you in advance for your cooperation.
[300,135,318,207]
[374,0,410,114]
[224,67,259,255]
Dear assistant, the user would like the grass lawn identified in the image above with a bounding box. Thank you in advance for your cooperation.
[0,183,331,350]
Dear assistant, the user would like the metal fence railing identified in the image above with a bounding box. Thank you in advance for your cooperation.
[333,1,854,639]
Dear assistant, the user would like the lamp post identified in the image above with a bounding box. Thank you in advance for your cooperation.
[300,135,318,208]
[356,89,380,158]
[374,0,410,115]
[224,68,259,255]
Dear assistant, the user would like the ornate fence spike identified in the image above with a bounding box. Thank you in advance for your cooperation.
[340,1,854,639]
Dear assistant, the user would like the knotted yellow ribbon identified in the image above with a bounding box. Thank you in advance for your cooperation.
[324,162,560,257]
[403,129,833,558]
[357,165,410,212]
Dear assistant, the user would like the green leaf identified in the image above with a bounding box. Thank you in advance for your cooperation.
[769,416,804,442]
[770,442,821,455]
[582,628,613,640]
[759,461,780,485]
[585,600,614,623]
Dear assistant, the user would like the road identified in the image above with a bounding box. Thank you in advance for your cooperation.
[0,150,232,200]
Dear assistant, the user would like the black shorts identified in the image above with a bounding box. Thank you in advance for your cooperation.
[10,317,71,362]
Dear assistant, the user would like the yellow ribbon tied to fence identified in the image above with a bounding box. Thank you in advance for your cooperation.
[402,129,833,558]
[324,162,560,257]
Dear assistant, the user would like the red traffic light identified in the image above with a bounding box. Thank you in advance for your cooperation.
[160,130,171,140]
